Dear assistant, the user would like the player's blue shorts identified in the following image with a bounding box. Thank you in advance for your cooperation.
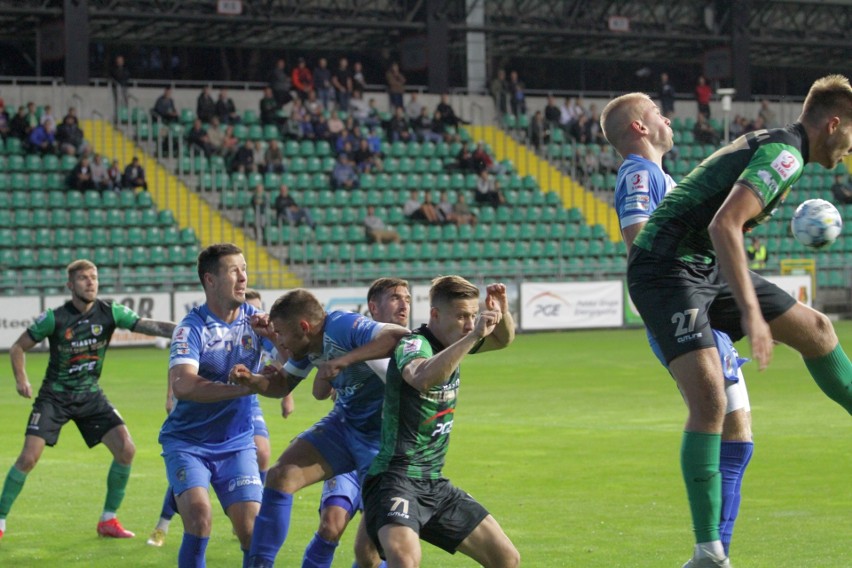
[319,471,362,516]
[251,397,269,439]
[649,329,747,382]
[163,447,262,511]
[298,409,379,479]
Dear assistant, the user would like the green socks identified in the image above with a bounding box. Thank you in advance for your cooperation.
[0,466,28,518]
[804,344,852,415]
[681,431,722,544]
[104,461,131,513]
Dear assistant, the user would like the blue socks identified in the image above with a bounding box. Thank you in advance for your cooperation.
[178,533,209,568]
[302,532,338,567]
[248,488,294,566]
[719,441,753,555]
[351,563,387,568]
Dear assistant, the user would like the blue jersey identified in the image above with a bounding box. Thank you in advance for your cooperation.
[615,154,747,381]
[159,302,265,451]
[283,311,385,434]
[614,153,676,231]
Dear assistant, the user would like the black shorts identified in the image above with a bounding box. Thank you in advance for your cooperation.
[627,246,797,364]
[362,472,489,557]
[26,386,125,448]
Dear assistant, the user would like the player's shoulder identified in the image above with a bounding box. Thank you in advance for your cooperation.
[325,310,373,333]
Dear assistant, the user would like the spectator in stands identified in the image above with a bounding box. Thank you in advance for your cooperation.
[758,99,777,128]
[331,153,359,190]
[220,124,239,158]
[729,114,748,140]
[326,110,345,140]
[558,97,577,133]
[304,89,322,117]
[187,119,216,158]
[248,183,269,241]
[296,111,316,140]
[39,105,55,126]
[56,115,87,156]
[405,92,425,124]
[216,89,240,125]
[353,138,380,173]
[508,70,526,116]
[205,116,225,154]
[585,104,606,145]
[403,190,441,224]
[107,159,122,190]
[67,155,95,191]
[27,118,57,154]
[430,109,451,143]
[436,190,454,224]
[475,170,505,207]
[598,144,619,174]
[152,87,179,124]
[0,101,9,141]
[413,107,442,144]
[544,95,561,129]
[530,110,548,150]
[455,140,475,171]
[9,105,29,140]
[332,57,353,113]
[291,57,313,101]
[693,112,720,146]
[90,154,113,192]
[695,75,712,119]
[63,107,79,126]
[385,62,406,110]
[746,236,768,270]
[274,184,315,228]
[264,139,285,174]
[230,139,254,173]
[452,192,476,225]
[122,156,148,190]
[313,57,332,110]
[349,89,371,126]
[364,205,400,244]
[388,106,413,142]
[196,85,216,123]
[490,69,508,117]
[269,58,293,107]
[659,72,675,118]
[437,93,465,128]
[25,102,38,131]
[110,55,131,108]
[352,61,367,93]
[831,173,852,204]
[472,141,505,176]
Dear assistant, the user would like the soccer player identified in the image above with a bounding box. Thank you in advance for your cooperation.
[146,288,296,548]
[362,276,519,568]
[228,288,410,568]
[158,243,268,567]
[601,92,754,557]
[302,277,411,568]
[1,259,175,541]
[624,75,852,567]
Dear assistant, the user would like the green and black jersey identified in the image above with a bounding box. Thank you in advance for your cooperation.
[27,299,141,394]
[634,123,809,264]
[368,324,483,480]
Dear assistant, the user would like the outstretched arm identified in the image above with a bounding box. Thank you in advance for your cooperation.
[315,324,410,382]
[171,364,253,402]
[10,332,37,399]
[134,318,177,339]
[230,364,304,398]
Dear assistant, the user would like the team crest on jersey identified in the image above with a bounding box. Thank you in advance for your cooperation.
[241,335,255,351]
[64,328,74,340]
[403,338,422,354]
[770,150,800,180]
[91,324,103,336]
[628,170,649,194]
[174,326,190,341]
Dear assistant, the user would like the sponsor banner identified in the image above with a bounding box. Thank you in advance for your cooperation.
[520,281,623,330]
[623,280,644,325]
[764,274,812,307]
[0,297,43,350]
[46,293,171,347]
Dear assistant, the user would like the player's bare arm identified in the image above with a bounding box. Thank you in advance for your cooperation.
[314,324,410,382]
[230,363,303,398]
[403,310,502,392]
[250,313,276,340]
[133,318,177,338]
[9,332,37,399]
[708,183,773,370]
[312,375,334,400]
[477,284,515,352]
[171,363,253,402]
[621,221,645,251]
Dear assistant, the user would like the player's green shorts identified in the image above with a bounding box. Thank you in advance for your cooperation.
[26,386,125,448]
[627,246,796,364]
[363,471,489,557]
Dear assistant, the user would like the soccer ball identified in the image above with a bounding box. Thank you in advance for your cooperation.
[790,199,842,249]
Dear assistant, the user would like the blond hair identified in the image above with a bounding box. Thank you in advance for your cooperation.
[600,92,654,156]
[800,74,852,125]
[67,259,96,280]
[430,275,479,308]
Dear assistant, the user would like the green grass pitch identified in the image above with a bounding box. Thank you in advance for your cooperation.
[0,324,849,567]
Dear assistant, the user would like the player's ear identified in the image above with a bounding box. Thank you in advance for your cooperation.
[826,115,841,134]
[299,319,311,334]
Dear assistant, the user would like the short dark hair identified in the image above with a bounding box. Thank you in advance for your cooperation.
[244,288,261,302]
[367,278,409,303]
[269,289,325,326]
[197,243,243,286]
[430,275,479,307]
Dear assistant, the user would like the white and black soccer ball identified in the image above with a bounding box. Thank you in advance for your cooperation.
[790,199,842,249]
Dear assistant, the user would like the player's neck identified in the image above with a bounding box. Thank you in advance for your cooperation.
[207,297,241,324]
[71,296,95,313]
[623,139,664,167]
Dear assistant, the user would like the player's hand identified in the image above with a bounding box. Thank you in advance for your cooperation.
[743,313,773,371]
[315,359,346,382]
[474,309,502,339]
[485,283,509,314]
[15,379,32,399]
[250,314,275,340]
[280,395,295,418]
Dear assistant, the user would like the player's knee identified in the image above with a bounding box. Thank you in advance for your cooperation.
[317,512,347,542]
[810,310,837,350]
[14,453,39,473]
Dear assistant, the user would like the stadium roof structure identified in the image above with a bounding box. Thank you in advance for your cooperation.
[0,0,849,72]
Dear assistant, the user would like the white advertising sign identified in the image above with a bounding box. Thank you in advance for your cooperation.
[46,293,172,346]
[0,297,43,350]
[521,281,623,330]
[764,274,812,307]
